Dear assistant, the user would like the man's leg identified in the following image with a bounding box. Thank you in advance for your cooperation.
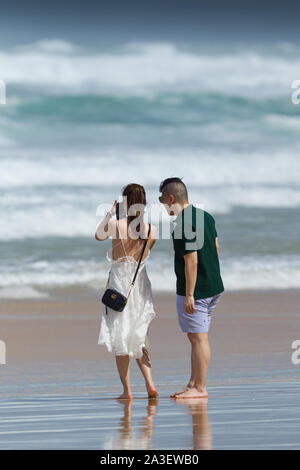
[170,343,196,397]
[189,332,210,391]
[171,296,210,398]
[172,332,210,398]
[171,294,222,399]
[171,295,195,397]
[175,333,210,398]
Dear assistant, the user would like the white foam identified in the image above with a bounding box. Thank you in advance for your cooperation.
[265,114,300,130]
[1,255,300,298]
[0,41,299,96]
[0,260,109,289]
[221,256,300,291]
[0,286,49,299]
[1,147,300,189]
[1,145,300,240]
[1,181,300,241]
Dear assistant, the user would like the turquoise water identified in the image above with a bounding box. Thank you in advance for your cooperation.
[1,40,300,299]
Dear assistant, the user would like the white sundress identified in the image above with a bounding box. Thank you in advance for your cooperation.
[98,230,156,359]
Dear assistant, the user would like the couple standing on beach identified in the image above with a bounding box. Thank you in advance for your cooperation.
[95,178,224,400]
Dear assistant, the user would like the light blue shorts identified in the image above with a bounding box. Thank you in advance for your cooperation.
[176,293,222,333]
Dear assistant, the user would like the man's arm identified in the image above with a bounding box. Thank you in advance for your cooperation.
[216,237,220,256]
[184,251,198,314]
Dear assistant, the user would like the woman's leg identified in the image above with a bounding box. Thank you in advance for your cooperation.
[115,355,132,399]
[136,348,158,397]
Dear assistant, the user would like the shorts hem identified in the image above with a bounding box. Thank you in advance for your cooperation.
[181,329,209,334]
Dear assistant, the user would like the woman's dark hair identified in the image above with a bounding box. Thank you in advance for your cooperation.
[122,183,146,236]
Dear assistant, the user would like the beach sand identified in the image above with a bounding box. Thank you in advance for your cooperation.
[1,289,300,363]
[0,289,300,449]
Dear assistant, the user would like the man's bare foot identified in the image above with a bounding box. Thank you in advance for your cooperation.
[174,387,208,399]
[170,386,190,398]
[170,384,194,398]
[117,392,133,400]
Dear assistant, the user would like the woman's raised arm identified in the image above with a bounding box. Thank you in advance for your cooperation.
[95,201,117,241]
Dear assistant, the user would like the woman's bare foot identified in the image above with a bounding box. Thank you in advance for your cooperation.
[148,388,159,398]
[117,392,133,400]
[174,387,208,399]
[146,383,159,398]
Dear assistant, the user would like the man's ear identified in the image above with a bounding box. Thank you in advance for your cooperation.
[169,194,176,205]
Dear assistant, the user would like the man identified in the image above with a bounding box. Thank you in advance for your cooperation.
[159,177,224,398]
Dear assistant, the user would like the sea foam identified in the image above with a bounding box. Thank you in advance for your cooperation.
[0,40,299,96]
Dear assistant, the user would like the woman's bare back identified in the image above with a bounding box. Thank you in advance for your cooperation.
[111,219,156,262]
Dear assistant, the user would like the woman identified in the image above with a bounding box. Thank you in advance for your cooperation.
[95,183,158,400]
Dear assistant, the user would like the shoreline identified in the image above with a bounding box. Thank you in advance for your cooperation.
[1,285,300,304]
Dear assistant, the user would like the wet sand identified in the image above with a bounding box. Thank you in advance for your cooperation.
[0,289,300,449]
[0,383,300,450]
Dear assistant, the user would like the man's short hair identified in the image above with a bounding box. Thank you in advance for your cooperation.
[159,177,188,203]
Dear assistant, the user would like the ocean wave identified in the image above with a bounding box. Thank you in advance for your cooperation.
[221,256,300,291]
[1,146,300,241]
[0,286,49,299]
[0,134,14,147]
[2,93,298,127]
[1,254,300,299]
[1,148,300,189]
[264,114,300,130]
[1,182,300,240]
[1,40,299,96]
[0,259,110,291]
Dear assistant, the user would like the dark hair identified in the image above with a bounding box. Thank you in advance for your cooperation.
[122,183,146,235]
[159,177,188,202]
[159,177,184,193]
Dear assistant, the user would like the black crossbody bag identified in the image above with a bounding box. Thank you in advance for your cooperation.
[101,224,151,313]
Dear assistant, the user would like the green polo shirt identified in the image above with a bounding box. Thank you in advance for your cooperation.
[172,204,224,300]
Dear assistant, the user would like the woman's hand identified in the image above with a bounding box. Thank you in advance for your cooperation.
[95,200,117,241]
[109,200,117,216]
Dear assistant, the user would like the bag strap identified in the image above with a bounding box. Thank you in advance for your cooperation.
[132,223,151,285]
[105,223,151,314]
[126,223,151,300]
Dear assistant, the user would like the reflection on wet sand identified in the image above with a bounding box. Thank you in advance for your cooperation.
[111,398,158,450]
[109,396,210,450]
[174,398,212,450]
